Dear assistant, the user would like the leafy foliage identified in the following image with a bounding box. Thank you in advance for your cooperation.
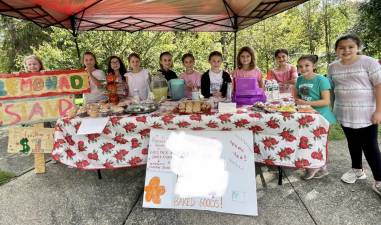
[0,17,52,72]
[352,0,381,57]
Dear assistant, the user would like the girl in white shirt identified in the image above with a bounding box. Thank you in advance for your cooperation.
[125,53,150,101]
[83,52,107,104]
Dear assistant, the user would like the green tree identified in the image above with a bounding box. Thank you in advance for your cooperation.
[0,16,51,72]
[352,0,381,58]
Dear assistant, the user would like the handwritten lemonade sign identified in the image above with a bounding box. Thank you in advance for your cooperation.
[0,69,89,100]
[144,129,258,216]
[0,95,75,126]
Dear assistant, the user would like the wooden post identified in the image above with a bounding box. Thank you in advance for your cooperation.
[33,123,45,174]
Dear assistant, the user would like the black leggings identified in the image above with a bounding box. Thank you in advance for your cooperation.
[342,124,381,181]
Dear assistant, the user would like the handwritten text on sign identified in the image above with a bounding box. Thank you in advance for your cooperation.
[8,127,54,154]
[0,69,89,100]
[0,95,75,126]
[144,129,258,216]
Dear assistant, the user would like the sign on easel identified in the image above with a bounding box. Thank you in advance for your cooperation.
[143,129,258,216]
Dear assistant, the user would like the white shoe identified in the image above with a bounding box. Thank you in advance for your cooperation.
[341,169,367,184]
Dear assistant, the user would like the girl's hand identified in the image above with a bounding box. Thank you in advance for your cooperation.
[213,92,222,98]
[371,111,381,124]
[295,99,307,105]
[186,81,193,88]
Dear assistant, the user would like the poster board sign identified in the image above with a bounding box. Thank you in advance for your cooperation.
[0,95,75,126]
[0,69,89,100]
[143,129,257,216]
[8,127,54,154]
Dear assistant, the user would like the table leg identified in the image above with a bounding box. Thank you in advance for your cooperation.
[278,166,283,185]
[97,169,102,179]
[256,164,267,188]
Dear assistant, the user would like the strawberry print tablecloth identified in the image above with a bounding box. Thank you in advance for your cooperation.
[52,108,329,169]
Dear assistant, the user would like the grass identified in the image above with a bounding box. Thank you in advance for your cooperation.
[328,123,345,141]
[0,170,15,186]
[328,123,381,141]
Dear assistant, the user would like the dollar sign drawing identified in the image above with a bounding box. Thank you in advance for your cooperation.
[20,138,30,154]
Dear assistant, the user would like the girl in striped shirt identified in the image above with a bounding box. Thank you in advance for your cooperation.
[329,34,381,196]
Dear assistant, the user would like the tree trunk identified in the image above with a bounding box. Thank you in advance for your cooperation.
[323,0,332,64]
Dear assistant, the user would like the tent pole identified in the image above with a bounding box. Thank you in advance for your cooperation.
[233,14,238,69]
[70,16,81,64]
[74,37,81,64]
[233,31,237,69]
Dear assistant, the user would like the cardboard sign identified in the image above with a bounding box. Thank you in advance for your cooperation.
[144,129,257,216]
[0,95,75,126]
[8,127,54,154]
[218,102,237,113]
[0,69,89,100]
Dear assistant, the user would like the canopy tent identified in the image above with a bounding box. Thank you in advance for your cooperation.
[0,0,308,65]
[0,0,307,33]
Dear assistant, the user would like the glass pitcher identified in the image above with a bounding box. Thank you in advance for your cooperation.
[151,71,168,102]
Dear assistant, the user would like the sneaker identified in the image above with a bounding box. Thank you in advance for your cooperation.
[302,168,320,180]
[314,168,329,179]
[341,169,367,184]
[372,182,381,196]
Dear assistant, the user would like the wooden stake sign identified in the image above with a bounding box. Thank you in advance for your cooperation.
[7,127,54,154]
[0,69,90,174]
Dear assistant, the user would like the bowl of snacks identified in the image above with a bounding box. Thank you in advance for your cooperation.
[125,103,158,114]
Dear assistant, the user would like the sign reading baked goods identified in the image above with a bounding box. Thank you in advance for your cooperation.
[0,69,89,100]
[143,129,258,216]
[0,95,75,126]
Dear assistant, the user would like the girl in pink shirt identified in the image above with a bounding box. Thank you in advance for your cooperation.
[232,46,263,88]
[267,49,297,92]
[179,53,201,98]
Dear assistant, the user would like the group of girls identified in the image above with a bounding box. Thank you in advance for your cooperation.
[21,34,381,196]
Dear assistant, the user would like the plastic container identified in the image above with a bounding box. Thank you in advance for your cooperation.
[272,80,280,100]
[232,77,266,105]
[168,79,185,101]
[133,89,140,103]
[226,83,233,102]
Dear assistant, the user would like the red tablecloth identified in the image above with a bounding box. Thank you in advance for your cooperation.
[52,108,329,169]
